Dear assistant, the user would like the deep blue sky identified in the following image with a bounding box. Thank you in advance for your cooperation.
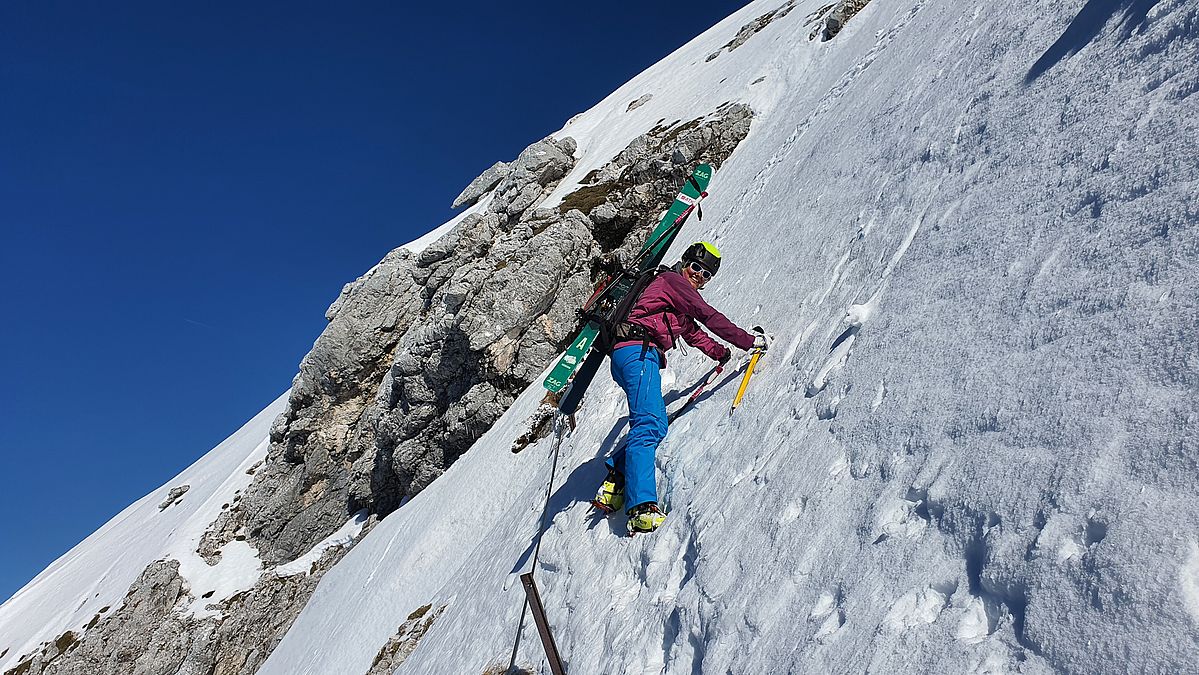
[0,2,749,603]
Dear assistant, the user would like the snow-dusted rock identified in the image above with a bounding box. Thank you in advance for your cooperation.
[450,160,510,209]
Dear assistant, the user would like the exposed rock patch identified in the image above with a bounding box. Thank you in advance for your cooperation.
[197,490,247,565]
[707,1,797,62]
[364,604,446,675]
[244,246,427,565]
[6,545,351,675]
[806,0,873,41]
[510,391,562,454]
[452,161,511,209]
[626,93,653,112]
[157,485,189,511]
[6,561,188,675]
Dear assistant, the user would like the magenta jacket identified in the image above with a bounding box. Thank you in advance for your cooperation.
[613,269,755,363]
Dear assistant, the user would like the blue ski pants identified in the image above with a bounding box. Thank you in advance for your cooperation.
[606,344,668,510]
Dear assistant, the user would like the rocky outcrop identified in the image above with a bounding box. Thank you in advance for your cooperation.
[706,1,797,62]
[7,561,190,675]
[241,246,426,564]
[8,103,754,675]
[158,485,189,511]
[626,93,653,112]
[246,103,753,568]
[239,133,585,566]
[364,604,446,675]
[806,0,873,42]
[6,544,350,675]
[452,161,511,209]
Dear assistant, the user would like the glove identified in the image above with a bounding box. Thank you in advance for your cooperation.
[717,348,732,367]
[751,326,772,352]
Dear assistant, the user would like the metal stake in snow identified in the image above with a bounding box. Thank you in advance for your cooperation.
[520,572,567,675]
[507,413,569,674]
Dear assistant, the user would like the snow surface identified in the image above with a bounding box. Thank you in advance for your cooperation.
[5,0,1198,672]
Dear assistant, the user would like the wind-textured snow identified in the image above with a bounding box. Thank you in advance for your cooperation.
[261,0,1198,672]
[6,0,1198,672]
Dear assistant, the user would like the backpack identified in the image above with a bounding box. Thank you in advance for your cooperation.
[592,265,671,353]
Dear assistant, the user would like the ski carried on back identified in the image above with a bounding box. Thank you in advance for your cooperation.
[543,165,713,414]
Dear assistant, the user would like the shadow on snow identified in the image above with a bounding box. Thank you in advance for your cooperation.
[510,361,750,571]
[1025,0,1163,83]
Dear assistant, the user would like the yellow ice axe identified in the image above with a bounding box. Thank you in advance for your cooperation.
[731,349,763,411]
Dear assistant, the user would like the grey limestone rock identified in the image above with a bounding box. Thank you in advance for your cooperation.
[503,136,576,189]
[490,136,577,218]
[157,485,189,511]
[364,604,446,675]
[11,561,191,675]
[8,535,356,675]
[504,182,543,216]
[589,202,618,225]
[707,0,797,61]
[626,93,653,112]
[242,132,588,565]
[807,0,873,41]
[245,247,423,565]
[451,161,510,209]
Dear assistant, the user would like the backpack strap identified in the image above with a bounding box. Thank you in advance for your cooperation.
[601,265,670,354]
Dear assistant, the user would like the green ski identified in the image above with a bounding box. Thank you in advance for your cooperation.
[543,164,712,398]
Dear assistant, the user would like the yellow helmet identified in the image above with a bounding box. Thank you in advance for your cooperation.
[682,241,721,274]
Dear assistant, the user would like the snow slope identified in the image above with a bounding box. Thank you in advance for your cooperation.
[258,0,1199,673]
[0,393,287,666]
[6,0,1197,672]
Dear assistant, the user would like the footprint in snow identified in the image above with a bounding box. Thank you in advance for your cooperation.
[777,497,807,525]
[883,581,957,632]
[1181,542,1199,626]
[956,596,999,645]
[805,296,879,398]
[811,585,845,642]
[828,453,849,478]
[873,489,930,543]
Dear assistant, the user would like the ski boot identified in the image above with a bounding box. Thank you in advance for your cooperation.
[591,470,625,514]
[627,502,666,534]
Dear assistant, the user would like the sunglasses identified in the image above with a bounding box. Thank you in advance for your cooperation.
[687,261,713,280]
